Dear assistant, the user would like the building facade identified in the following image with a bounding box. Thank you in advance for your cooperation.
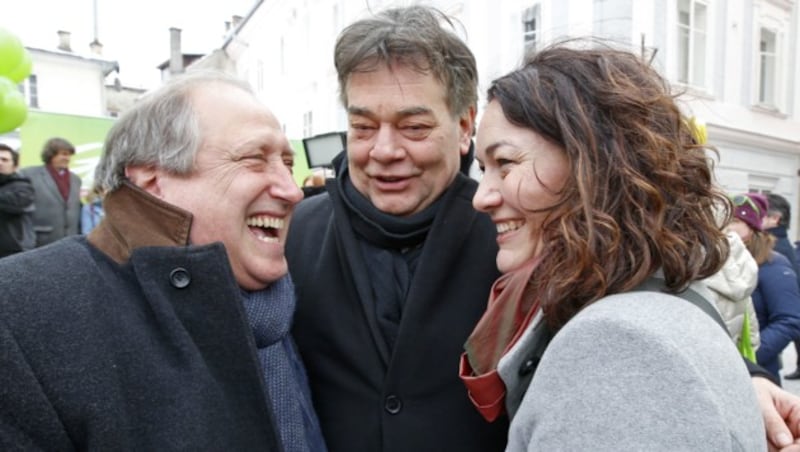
[22,31,119,118]
[217,0,799,233]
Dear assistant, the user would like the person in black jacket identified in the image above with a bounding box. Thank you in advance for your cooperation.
[0,143,35,258]
[286,6,507,452]
[765,193,800,380]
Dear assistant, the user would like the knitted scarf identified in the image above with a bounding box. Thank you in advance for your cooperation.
[241,275,327,452]
[460,258,540,422]
[337,165,441,351]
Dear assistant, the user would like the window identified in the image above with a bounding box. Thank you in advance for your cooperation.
[280,37,285,76]
[303,111,313,138]
[758,28,776,106]
[256,59,264,91]
[19,74,38,109]
[522,5,540,54]
[677,0,707,88]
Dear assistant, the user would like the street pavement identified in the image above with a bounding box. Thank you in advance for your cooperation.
[780,344,800,395]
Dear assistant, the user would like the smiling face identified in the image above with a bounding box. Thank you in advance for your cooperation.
[345,62,474,216]
[473,100,570,274]
[130,82,303,290]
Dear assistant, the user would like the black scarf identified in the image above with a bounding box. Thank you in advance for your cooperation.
[337,162,442,351]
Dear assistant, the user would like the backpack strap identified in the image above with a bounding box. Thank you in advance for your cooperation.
[511,277,734,409]
[632,277,729,336]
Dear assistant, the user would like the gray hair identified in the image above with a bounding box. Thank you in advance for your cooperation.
[94,70,254,192]
[334,5,478,118]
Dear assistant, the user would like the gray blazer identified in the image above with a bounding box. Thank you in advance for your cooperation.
[19,165,81,247]
[498,285,765,451]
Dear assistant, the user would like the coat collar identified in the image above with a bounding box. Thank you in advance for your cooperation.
[88,181,192,263]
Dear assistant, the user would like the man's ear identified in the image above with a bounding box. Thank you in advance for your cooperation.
[459,105,477,156]
[124,165,162,198]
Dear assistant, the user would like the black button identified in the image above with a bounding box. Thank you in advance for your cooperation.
[518,357,539,377]
[169,268,191,289]
[384,395,402,415]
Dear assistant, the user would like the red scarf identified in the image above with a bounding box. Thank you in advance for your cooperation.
[46,164,71,201]
[460,258,541,422]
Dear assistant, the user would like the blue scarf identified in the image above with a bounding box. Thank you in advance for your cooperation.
[241,275,327,452]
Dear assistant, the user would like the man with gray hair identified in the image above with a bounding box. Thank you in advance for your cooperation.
[0,71,324,451]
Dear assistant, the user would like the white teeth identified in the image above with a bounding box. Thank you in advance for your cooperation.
[497,220,524,234]
[246,216,285,229]
[256,236,279,243]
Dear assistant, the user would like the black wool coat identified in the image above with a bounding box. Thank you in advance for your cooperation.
[0,172,35,257]
[0,185,282,451]
[287,174,508,452]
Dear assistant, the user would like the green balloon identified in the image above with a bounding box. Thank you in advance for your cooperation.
[0,79,27,133]
[7,49,32,83]
[0,28,25,77]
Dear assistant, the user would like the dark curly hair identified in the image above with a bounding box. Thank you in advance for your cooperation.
[487,40,731,331]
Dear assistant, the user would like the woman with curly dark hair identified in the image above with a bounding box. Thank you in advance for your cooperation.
[459,42,765,449]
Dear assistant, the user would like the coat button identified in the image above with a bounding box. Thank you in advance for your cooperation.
[384,395,402,415]
[518,357,540,377]
[169,268,191,289]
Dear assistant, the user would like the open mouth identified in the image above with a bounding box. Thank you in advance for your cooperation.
[246,215,284,243]
[374,175,411,190]
[496,220,524,235]
[377,175,406,182]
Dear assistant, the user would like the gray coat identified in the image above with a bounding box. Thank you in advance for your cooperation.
[498,285,766,451]
[19,165,81,247]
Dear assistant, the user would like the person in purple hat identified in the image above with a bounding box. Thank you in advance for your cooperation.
[729,193,800,384]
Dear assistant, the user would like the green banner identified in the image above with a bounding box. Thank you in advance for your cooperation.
[18,110,115,190]
[16,110,312,189]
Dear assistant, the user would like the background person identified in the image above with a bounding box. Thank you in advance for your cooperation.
[80,185,105,234]
[0,71,323,451]
[0,143,35,258]
[703,230,761,358]
[728,193,800,385]
[19,137,81,247]
[764,193,800,381]
[464,42,764,450]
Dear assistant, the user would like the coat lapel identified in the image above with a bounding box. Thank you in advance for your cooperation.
[39,167,68,205]
[394,176,479,350]
[331,197,393,367]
